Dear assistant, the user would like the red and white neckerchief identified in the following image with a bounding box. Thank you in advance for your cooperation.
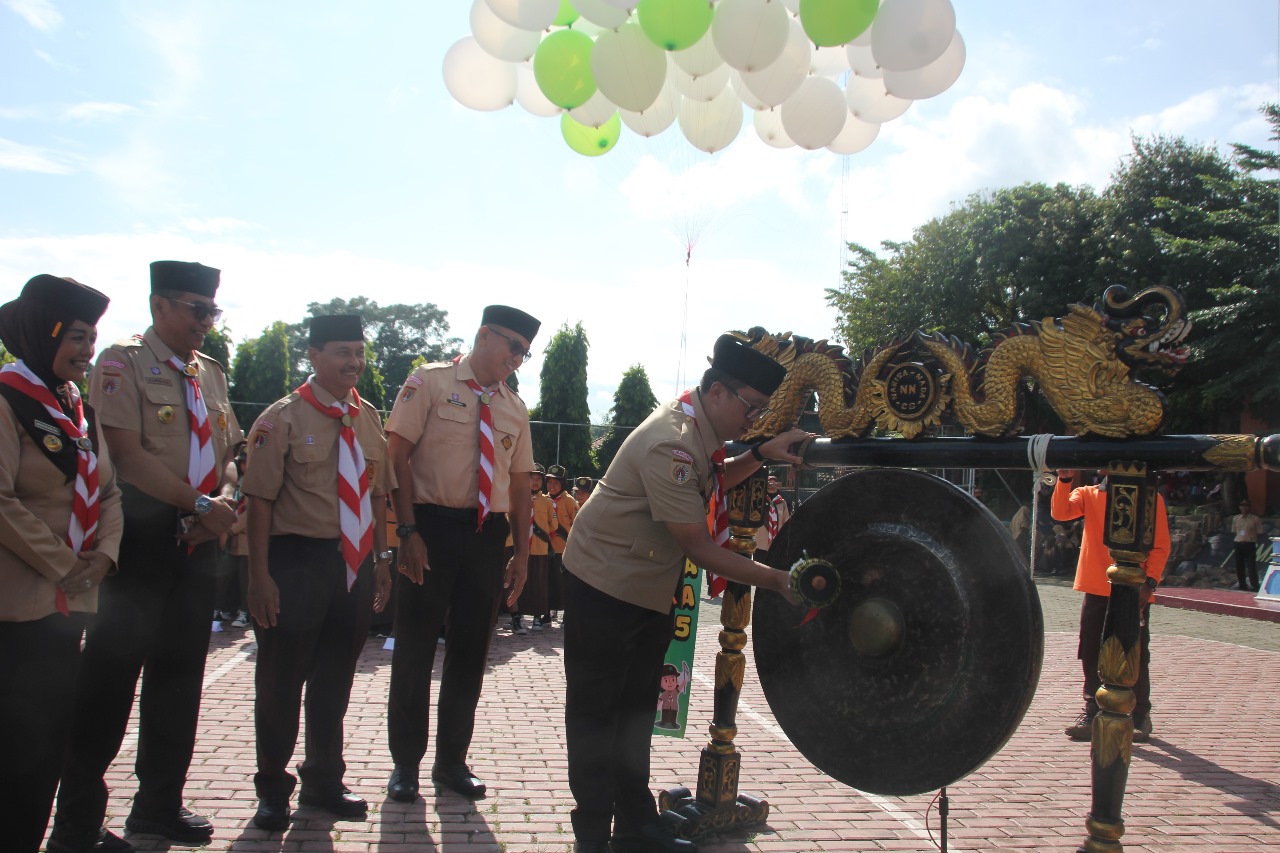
[765,493,785,541]
[677,389,730,597]
[296,379,372,590]
[165,355,218,496]
[454,355,500,531]
[0,360,99,616]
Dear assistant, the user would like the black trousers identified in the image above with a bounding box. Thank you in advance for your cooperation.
[1079,592,1152,721]
[0,612,89,853]
[54,534,217,846]
[563,570,674,843]
[1234,541,1260,591]
[254,535,374,801]
[387,506,508,768]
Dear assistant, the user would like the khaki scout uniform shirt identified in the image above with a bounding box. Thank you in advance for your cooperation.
[549,491,578,555]
[384,356,533,512]
[0,399,124,620]
[240,382,391,539]
[509,492,556,556]
[564,390,720,613]
[89,327,242,489]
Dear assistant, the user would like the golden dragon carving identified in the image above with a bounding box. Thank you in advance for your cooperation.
[741,285,1190,441]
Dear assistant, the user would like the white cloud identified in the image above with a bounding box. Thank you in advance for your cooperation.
[176,218,257,236]
[63,102,137,122]
[0,137,74,173]
[3,0,62,31]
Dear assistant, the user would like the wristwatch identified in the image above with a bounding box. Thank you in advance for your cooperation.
[1144,576,1159,589]
[193,495,213,515]
[396,523,418,538]
[377,549,394,563]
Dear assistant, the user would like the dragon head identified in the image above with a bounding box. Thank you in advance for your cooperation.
[1098,284,1191,376]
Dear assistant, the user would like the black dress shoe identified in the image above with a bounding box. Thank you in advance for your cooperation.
[252,799,292,832]
[611,820,699,853]
[430,763,487,799]
[47,824,135,853]
[298,787,368,818]
[124,807,214,843]
[387,765,420,802]
[94,827,135,853]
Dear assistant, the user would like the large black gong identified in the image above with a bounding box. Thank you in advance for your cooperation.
[753,468,1044,796]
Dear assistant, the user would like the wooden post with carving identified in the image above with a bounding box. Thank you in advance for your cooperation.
[660,467,770,836]
[1079,461,1157,853]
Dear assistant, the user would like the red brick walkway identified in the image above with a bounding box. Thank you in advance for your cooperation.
[53,584,1280,852]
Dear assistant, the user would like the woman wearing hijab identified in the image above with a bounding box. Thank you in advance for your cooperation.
[0,274,124,853]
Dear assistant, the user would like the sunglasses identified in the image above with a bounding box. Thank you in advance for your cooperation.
[486,325,533,363]
[169,298,224,323]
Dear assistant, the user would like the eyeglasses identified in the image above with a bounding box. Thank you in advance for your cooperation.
[728,386,770,421]
[169,298,223,323]
[486,326,532,363]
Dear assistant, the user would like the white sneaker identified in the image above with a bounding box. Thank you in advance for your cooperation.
[231,611,249,628]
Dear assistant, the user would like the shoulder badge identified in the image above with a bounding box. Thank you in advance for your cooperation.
[501,436,512,450]
[253,430,269,449]
[671,448,694,463]
[671,461,692,485]
[101,376,120,395]
[101,359,126,370]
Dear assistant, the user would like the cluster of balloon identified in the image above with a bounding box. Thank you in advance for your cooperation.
[444,0,965,157]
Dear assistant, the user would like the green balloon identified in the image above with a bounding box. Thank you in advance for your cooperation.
[534,28,597,110]
[637,0,714,52]
[561,112,621,157]
[554,0,580,27]
[799,0,879,48]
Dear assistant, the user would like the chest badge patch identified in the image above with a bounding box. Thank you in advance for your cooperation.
[157,405,175,424]
[501,436,512,450]
[150,367,161,375]
[43,434,63,452]
[671,462,691,484]
[217,413,227,431]
[305,434,316,445]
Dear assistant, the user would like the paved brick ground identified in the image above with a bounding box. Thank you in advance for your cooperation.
[49,580,1279,853]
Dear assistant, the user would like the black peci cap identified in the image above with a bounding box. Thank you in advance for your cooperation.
[481,305,540,343]
[309,314,364,348]
[711,334,786,396]
[151,260,220,297]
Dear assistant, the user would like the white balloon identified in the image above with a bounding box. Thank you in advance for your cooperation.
[845,73,911,122]
[753,107,795,149]
[780,0,800,14]
[737,16,810,108]
[810,45,850,79]
[593,21,667,112]
[573,18,607,39]
[781,75,846,149]
[871,0,956,71]
[620,72,680,136]
[569,88,619,128]
[515,62,562,117]
[883,29,963,99]
[671,29,724,77]
[730,70,771,111]
[484,0,561,32]
[442,37,517,111]
[601,0,638,9]
[826,111,880,154]
[572,0,632,29]
[679,86,744,153]
[470,0,541,62]
[845,44,883,79]
[672,60,731,102]
[712,0,790,72]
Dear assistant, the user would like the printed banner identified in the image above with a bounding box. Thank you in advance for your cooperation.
[653,558,703,738]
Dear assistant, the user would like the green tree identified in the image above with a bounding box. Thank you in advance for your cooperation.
[356,340,386,413]
[530,322,594,475]
[0,344,12,365]
[1159,103,1280,427]
[200,325,232,373]
[595,364,659,474]
[287,297,462,400]
[828,182,1106,355]
[230,321,291,428]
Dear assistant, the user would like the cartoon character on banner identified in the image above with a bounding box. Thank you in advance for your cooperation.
[655,660,691,730]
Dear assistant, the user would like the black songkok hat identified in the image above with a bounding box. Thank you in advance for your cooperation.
[150,260,220,297]
[711,334,786,396]
[309,314,364,349]
[481,305,540,343]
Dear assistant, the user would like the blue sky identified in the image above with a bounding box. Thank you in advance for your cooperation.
[2,0,1277,420]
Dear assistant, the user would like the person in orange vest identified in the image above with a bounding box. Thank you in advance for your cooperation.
[1052,469,1170,743]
